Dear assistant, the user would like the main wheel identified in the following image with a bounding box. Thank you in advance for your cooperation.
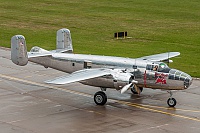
[94,91,107,105]
[167,98,177,107]
[131,87,143,94]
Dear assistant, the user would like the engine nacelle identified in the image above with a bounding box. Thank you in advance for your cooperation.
[113,72,133,90]
[11,35,28,66]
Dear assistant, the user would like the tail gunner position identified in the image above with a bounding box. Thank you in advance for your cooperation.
[11,28,192,107]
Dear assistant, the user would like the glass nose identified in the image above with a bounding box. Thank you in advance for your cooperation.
[169,69,193,88]
[183,74,193,88]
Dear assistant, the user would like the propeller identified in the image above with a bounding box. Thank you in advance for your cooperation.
[166,52,173,65]
[167,52,170,66]
[134,84,141,95]
[120,80,138,94]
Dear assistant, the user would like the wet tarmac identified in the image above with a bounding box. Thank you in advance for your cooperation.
[0,47,200,133]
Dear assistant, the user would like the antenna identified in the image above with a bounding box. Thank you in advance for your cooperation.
[168,51,169,66]
[132,58,136,79]
[167,50,170,67]
[134,59,136,78]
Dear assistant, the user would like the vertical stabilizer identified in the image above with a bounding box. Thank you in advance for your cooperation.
[56,28,73,53]
[11,35,28,66]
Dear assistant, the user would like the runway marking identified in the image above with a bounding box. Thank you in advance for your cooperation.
[0,74,92,98]
[0,64,55,77]
[128,124,169,133]
[116,101,200,122]
[0,73,200,122]
[137,104,200,113]
[24,75,32,78]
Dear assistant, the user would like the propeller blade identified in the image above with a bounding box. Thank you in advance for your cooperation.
[134,84,141,95]
[132,80,138,84]
[120,80,138,94]
[121,83,132,94]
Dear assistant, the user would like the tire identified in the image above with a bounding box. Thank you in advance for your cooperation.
[167,98,177,107]
[94,91,107,105]
[131,87,143,94]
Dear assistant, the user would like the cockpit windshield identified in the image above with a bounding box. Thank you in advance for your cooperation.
[158,63,169,72]
[146,62,170,73]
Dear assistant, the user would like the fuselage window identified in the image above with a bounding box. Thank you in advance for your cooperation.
[84,61,92,69]
[169,74,175,80]
[133,65,137,69]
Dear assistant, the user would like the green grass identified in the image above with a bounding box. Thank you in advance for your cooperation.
[0,0,200,77]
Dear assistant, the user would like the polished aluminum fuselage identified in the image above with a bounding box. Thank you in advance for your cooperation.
[29,53,192,90]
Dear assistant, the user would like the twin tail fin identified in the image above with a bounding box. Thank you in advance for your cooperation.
[11,28,73,66]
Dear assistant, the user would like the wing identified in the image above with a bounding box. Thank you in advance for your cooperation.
[137,52,180,62]
[45,68,111,85]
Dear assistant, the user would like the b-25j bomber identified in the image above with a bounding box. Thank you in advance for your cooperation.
[11,28,192,107]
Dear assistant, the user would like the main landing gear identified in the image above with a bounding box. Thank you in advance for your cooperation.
[94,91,107,105]
[94,88,107,105]
[94,87,144,105]
[167,91,177,107]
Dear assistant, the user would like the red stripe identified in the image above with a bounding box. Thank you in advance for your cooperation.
[144,70,147,87]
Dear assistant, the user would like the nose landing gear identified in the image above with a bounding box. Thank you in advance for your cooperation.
[167,91,177,107]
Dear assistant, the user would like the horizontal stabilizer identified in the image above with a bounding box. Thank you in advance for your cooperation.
[28,52,52,58]
[28,46,52,58]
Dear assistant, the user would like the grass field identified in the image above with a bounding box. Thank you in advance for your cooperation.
[0,0,200,77]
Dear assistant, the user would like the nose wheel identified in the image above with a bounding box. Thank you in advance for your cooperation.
[167,91,177,107]
[167,98,177,107]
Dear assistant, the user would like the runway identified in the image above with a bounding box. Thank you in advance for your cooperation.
[0,47,200,133]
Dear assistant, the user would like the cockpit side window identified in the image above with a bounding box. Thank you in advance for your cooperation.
[146,64,153,70]
[146,64,158,71]
[153,65,158,71]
